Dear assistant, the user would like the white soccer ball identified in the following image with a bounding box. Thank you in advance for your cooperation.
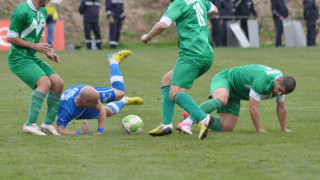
[121,115,144,134]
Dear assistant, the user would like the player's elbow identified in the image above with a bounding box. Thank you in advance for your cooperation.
[6,37,14,43]
[157,22,169,31]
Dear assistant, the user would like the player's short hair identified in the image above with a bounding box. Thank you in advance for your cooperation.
[280,76,296,94]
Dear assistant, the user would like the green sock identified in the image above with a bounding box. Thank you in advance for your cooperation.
[190,98,223,121]
[44,92,61,125]
[209,116,223,131]
[174,92,207,123]
[25,90,46,126]
[162,86,175,125]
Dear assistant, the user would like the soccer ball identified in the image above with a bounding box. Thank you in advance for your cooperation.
[121,115,144,134]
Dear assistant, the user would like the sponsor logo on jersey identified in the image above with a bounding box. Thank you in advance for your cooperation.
[21,14,45,38]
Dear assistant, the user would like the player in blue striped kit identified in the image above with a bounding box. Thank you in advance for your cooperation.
[56,50,143,135]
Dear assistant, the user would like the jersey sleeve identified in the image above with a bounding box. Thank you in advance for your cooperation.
[276,95,285,102]
[56,109,73,127]
[249,89,261,101]
[162,1,182,24]
[204,0,215,13]
[8,9,25,36]
[250,78,266,101]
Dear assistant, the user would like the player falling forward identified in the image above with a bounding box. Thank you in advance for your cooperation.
[176,64,296,135]
[55,50,143,135]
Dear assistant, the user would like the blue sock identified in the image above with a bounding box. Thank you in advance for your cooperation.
[109,60,125,91]
[106,99,126,115]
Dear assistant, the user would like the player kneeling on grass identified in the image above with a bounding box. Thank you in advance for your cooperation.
[176,64,296,134]
[55,50,143,135]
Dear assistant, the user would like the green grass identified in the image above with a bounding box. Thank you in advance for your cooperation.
[0,44,320,179]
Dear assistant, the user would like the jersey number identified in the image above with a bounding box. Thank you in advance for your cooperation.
[193,3,206,26]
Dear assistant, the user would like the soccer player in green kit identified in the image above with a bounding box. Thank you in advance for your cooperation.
[7,0,64,136]
[141,0,218,139]
[176,64,296,134]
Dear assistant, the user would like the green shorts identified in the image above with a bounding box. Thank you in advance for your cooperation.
[8,57,56,90]
[171,56,213,89]
[210,69,241,116]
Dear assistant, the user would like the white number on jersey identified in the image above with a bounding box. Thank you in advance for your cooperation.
[193,3,206,26]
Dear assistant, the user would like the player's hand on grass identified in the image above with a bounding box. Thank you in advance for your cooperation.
[34,43,51,53]
[46,52,61,63]
[141,34,150,44]
[93,132,103,135]
[282,128,292,133]
[80,121,89,134]
[258,129,268,133]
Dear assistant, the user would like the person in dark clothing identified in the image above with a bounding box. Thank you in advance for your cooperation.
[303,0,319,46]
[106,0,125,49]
[210,0,223,47]
[234,0,257,38]
[220,0,234,46]
[79,0,102,50]
[271,0,289,47]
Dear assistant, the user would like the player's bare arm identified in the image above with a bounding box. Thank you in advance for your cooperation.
[276,100,291,132]
[249,97,267,133]
[141,22,168,44]
[7,36,51,54]
[56,121,89,135]
[95,100,107,134]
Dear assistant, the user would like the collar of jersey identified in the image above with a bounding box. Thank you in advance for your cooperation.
[27,0,38,12]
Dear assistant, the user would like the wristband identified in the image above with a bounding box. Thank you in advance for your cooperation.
[75,130,81,135]
[97,128,104,133]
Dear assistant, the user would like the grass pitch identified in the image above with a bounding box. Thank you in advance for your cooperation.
[0,43,320,179]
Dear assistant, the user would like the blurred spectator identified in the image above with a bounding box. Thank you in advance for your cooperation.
[271,0,289,47]
[79,0,102,50]
[303,0,319,46]
[234,0,257,38]
[220,0,234,46]
[106,0,125,49]
[46,2,59,51]
[210,0,223,47]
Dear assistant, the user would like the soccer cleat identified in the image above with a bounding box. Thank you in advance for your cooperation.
[41,123,60,136]
[198,115,214,140]
[176,122,193,134]
[182,111,189,120]
[107,50,132,63]
[149,124,173,136]
[23,124,46,136]
[125,97,144,105]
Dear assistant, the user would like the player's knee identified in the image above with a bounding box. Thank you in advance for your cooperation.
[36,76,51,92]
[105,107,114,117]
[222,125,234,131]
[54,78,64,93]
[161,71,172,86]
[114,89,125,100]
[221,99,228,106]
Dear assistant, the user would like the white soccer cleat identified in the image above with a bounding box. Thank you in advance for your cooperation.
[176,122,193,134]
[23,124,46,136]
[41,123,60,136]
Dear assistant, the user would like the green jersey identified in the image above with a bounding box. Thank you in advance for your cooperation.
[227,64,283,101]
[161,0,214,60]
[8,0,47,61]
